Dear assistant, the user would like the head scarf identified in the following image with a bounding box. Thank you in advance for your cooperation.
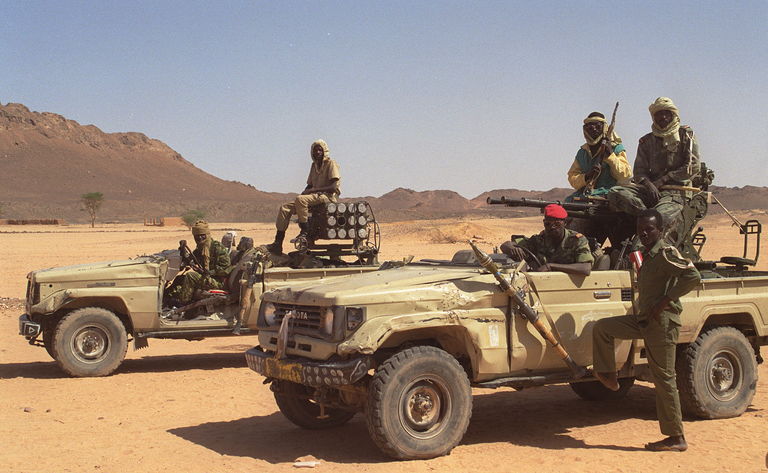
[583,113,622,147]
[192,220,212,269]
[649,97,681,152]
[311,139,330,160]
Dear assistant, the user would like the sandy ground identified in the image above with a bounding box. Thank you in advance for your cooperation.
[1,215,767,472]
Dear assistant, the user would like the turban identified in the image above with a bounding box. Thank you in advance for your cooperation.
[583,113,622,147]
[191,220,210,236]
[649,97,681,152]
[311,139,330,159]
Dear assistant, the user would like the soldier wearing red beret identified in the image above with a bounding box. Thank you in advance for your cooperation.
[500,204,594,276]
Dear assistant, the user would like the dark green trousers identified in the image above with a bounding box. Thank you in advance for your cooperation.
[593,313,684,437]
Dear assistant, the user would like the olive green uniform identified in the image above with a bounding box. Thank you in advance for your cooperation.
[514,228,594,265]
[276,140,341,232]
[592,239,700,436]
[167,240,231,304]
[607,126,700,228]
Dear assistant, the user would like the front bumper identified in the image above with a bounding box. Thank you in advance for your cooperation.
[245,346,371,387]
[19,314,42,339]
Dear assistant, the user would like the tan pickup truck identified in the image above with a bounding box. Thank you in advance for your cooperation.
[245,245,767,459]
[19,201,381,377]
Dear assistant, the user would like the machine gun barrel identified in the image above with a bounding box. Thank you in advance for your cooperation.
[469,240,587,378]
[486,196,616,218]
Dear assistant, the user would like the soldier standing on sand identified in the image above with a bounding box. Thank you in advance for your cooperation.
[607,97,700,233]
[592,209,701,452]
[500,204,594,276]
[266,139,341,254]
[167,220,231,305]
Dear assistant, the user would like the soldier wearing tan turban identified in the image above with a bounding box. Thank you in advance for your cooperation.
[607,97,701,231]
[266,139,341,254]
[167,220,231,305]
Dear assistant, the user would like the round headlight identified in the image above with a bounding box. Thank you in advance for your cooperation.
[321,307,334,335]
[357,202,367,213]
[326,203,337,214]
[327,216,336,226]
[337,228,347,239]
[358,215,367,225]
[337,203,347,214]
[263,302,278,326]
[327,228,337,239]
[357,228,368,238]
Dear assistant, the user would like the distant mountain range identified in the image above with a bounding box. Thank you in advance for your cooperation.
[1,102,766,223]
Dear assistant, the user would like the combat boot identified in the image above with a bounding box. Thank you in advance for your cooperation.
[266,230,285,255]
[297,221,309,239]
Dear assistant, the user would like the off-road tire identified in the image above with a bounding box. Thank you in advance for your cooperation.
[676,326,758,419]
[52,307,128,377]
[273,380,356,429]
[570,377,635,401]
[366,346,472,460]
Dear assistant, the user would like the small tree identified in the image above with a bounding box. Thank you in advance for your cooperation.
[181,209,207,228]
[81,192,104,228]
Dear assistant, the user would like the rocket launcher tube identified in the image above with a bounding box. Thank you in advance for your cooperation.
[469,241,587,378]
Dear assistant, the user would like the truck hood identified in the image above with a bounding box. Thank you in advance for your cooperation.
[30,256,164,283]
[263,265,488,306]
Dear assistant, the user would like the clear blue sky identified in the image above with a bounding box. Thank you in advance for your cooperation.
[3,1,766,198]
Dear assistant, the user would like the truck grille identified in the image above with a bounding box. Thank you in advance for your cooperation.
[26,280,40,305]
[273,304,323,330]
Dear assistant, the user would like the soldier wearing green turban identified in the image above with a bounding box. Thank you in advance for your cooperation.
[167,220,231,305]
[607,97,701,232]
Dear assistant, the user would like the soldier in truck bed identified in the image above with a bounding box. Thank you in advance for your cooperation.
[566,111,632,200]
[500,204,594,276]
[166,220,231,305]
[266,139,341,254]
[607,97,700,232]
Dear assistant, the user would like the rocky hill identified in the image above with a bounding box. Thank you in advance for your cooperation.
[0,102,289,221]
[1,102,765,223]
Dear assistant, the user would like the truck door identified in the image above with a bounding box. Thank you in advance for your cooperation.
[508,270,633,373]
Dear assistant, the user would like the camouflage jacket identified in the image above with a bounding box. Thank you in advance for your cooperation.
[192,240,231,280]
[516,229,594,265]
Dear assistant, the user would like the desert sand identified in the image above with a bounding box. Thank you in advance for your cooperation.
[1,215,767,472]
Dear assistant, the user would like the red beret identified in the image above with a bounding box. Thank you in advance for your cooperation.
[544,204,568,219]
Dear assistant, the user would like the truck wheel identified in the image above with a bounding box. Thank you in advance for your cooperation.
[273,380,356,429]
[676,326,758,419]
[52,307,128,377]
[366,346,472,460]
[570,377,635,401]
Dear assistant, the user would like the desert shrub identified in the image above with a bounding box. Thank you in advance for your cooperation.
[181,209,207,228]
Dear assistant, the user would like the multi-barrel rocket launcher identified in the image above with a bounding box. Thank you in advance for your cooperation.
[468,240,588,379]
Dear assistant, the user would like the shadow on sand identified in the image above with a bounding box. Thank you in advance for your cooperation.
[169,383,658,463]
[0,352,247,379]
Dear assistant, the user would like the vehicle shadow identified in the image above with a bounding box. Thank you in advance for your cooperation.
[0,352,247,379]
[463,384,656,451]
[168,414,385,464]
[168,383,661,463]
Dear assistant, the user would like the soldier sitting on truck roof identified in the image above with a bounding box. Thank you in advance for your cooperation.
[265,139,341,255]
[500,204,594,276]
[166,220,231,305]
